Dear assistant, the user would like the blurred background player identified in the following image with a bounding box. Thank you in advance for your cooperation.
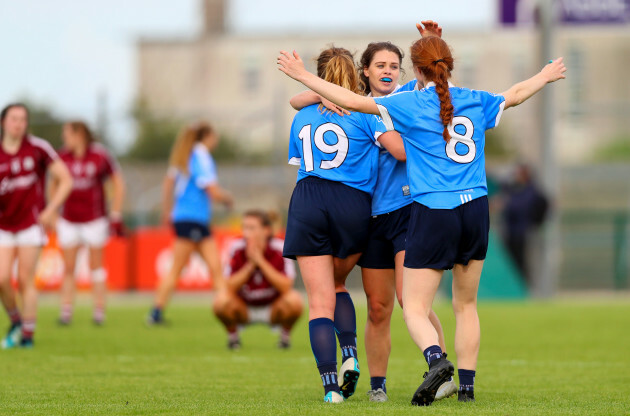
[54,121,126,326]
[500,163,549,285]
[0,103,73,348]
[277,27,566,405]
[213,210,303,349]
[282,47,405,403]
[147,122,233,325]
[289,22,455,403]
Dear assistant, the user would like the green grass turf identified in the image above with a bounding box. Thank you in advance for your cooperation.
[0,298,629,415]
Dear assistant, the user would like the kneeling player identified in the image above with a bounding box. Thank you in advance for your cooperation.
[213,210,303,349]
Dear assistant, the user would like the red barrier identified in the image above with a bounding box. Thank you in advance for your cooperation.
[32,226,280,292]
[35,234,130,291]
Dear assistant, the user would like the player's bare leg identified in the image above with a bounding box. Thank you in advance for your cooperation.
[270,289,303,348]
[297,255,343,402]
[362,267,394,401]
[213,288,248,349]
[16,246,40,347]
[88,246,107,325]
[0,246,22,349]
[197,237,223,289]
[332,252,361,399]
[452,260,483,402]
[402,267,454,406]
[59,246,79,325]
[0,246,18,317]
[148,238,195,324]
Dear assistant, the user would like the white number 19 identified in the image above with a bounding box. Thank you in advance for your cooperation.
[298,123,349,172]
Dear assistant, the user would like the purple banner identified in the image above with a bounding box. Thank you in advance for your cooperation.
[559,0,630,24]
[499,0,630,25]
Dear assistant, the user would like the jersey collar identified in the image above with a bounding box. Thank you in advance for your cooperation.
[423,81,455,89]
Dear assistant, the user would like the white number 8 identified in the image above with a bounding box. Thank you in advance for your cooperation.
[445,116,476,164]
[298,123,349,172]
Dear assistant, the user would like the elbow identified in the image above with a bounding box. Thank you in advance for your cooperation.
[393,151,406,162]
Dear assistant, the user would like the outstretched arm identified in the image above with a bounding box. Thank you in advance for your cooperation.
[501,57,566,109]
[278,51,379,115]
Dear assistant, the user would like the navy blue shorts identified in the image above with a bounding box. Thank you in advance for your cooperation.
[404,196,489,270]
[283,176,371,260]
[173,221,211,243]
[357,204,411,269]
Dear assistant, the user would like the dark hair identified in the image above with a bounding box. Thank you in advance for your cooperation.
[359,42,405,95]
[243,209,279,228]
[0,103,29,140]
[66,121,96,145]
[410,37,454,142]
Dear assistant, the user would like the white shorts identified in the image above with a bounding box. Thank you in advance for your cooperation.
[57,217,109,248]
[246,305,272,325]
[0,224,48,247]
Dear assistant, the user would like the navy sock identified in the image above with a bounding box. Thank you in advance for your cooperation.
[309,318,340,394]
[458,369,476,391]
[334,292,357,363]
[370,376,387,393]
[151,307,162,322]
[423,345,443,366]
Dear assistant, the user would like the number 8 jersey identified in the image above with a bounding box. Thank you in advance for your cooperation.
[374,82,506,209]
[288,104,381,195]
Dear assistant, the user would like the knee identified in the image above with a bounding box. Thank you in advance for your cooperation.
[452,297,477,314]
[212,290,232,317]
[367,297,392,326]
[280,290,304,316]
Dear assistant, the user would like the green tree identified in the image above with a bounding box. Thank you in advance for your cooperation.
[125,100,181,161]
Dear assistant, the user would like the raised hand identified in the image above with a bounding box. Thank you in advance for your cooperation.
[416,20,442,38]
[277,50,307,81]
[541,57,567,83]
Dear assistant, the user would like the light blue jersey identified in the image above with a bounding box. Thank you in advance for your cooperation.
[374,82,505,209]
[288,104,380,195]
[170,143,218,224]
[370,79,418,215]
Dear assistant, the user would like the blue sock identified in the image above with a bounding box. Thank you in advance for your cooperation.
[334,292,357,363]
[151,307,162,322]
[370,376,387,393]
[309,318,340,394]
[423,345,443,366]
[458,369,476,391]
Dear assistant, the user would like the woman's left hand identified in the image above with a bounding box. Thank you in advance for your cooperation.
[38,207,57,231]
[277,50,307,81]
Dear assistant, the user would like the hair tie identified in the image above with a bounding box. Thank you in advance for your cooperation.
[433,59,445,64]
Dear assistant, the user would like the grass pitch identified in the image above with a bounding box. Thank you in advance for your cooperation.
[0,296,628,415]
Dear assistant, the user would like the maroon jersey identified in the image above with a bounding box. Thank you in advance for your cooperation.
[59,143,119,223]
[225,238,296,306]
[0,135,58,232]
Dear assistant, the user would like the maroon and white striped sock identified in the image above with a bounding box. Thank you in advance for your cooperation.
[21,319,36,340]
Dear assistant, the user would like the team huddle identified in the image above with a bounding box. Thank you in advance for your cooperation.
[278,20,566,405]
[0,17,566,409]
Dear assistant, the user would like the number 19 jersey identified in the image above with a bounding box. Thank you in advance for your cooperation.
[374,83,505,209]
[288,104,381,195]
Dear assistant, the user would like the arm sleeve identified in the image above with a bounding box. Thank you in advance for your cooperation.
[373,92,415,136]
[32,137,59,167]
[288,116,302,166]
[101,147,120,177]
[191,148,218,189]
[479,91,506,130]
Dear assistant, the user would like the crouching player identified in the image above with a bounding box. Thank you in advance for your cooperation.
[213,210,303,349]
